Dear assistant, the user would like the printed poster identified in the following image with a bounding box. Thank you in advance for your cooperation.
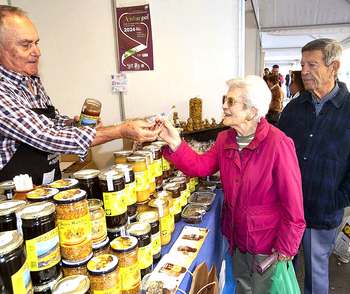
[116,4,154,71]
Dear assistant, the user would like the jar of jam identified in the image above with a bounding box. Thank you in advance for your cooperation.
[147,199,171,246]
[136,211,161,263]
[126,156,150,202]
[26,187,59,203]
[0,200,26,232]
[151,141,170,179]
[136,198,150,214]
[74,169,102,200]
[78,98,102,127]
[170,177,188,207]
[143,145,163,187]
[126,222,153,278]
[0,231,33,294]
[54,189,92,261]
[110,236,141,294]
[162,182,182,222]
[0,180,15,200]
[153,191,174,233]
[88,199,107,244]
[32,271,62,294]
[114,150,133,164]
[87,254,121,293]
[52,275,90,294]
[61,252,92,277]
[92,237,110,257]
[98,170,128,229]
[19,202,61,285]
[134,150,155,195]
[111,163,137,217]
[48,179,79,191]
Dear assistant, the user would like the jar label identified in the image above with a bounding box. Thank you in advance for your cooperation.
[180,191,187,206]
[139,243,152,269]
[91,216,107,244]
[94,281,121,294]
[134,171,149,191]
[169,206,174,226]
[174,198,182,214]
[79,113,98,127]
[160,215,170,236]
[190,178,196,192]
[120,263,141,290]
[154,159,162,177]
[125,182,136,205]
[152,231,161,255]
[186,183,190,198]
[57,213,92,247]
[25,227,61,271]
[149,163,156,180]
[11,259,33,294]
[103,189,127,216]
[162,157,170,171]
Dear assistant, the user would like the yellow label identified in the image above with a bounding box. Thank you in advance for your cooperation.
[91,216,107,243]
[190,178,195,192]
[174,198,182,214]
[154,159,163,177]
[169,206,174,227]
[57,214,91,247]
[25,227,60,271]
[125,182,136,205]
[162,156,170,171]
[11,259,33,294]
[139,243,152,269]
[120,262,141,290]
[94,281,121,294]
[149,162,156,180]
[180,191,187,206]
[160,215,170,236]
[152,231,161,255]
[103,189,127,216]
[186,183,190,199]
[135,171,149,191]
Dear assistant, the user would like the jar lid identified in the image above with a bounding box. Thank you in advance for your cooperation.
[26,187,59,202]
[126,221,151,236]
[52,275,90,294]
[143,145,160,153]
[87,254,119,275]
[110,236,138,253]
[19,202,56,220]
[49,178,79,191]
[153,191,172,200]
[92,237,110,251]
[88,198,103,211]
[113,150,133,157]
[73,169,100,180]
[53,189,86,204]
[98,170,124,181]
[134,150,153,164]
[0,231,23,256]
[170,176,186,184]
[0,199,26,216]
[0,195,6,201]
[163,182,180,191]
[126,155,146,164]
[148,198,168,209]
[62,252,93,267]
[136,211,158,223]
[0,180,15,189]
[107,226,125,234]
[33,270,63,292]
[136,198,150,205]
[151,141,167,147]
[111,163,134,173]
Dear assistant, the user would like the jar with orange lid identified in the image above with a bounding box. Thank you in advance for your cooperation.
[126,156,150,202]
[136,198,150,214]
[88,199,107,244]
[169,177,187,207]
[162,182,182,223]
[143,145,163,187]
[147,199,170,246]
[114,150,133,164]
[151,141,171,179]
[153,191,174,234]
[134,150,155,195]
[98,170,128,229]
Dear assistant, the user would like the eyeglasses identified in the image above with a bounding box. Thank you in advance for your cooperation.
[222,95,245,107]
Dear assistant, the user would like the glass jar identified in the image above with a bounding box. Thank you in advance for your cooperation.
[92,237,110,257]
[32,271,62,294]
[114,150,133,164]
[136,198,150,214]
[87,254,121,293]
[0,200,26,232]
[136,211,161,263]
[74,169,102,200]
[99,170,128,229]
[19,202,61,285]
[162,182,182,223]
[26,187,59,203]
[126,156,150,202]
[110,236,141,294]
[107,226,126,241]
[147,199,171,246]
[151,141,170,180]
[153,191,174,233]
[143,145,163,187]
[174,170,196,193]
[0,194,6,201]
[126,222,153,278]
[0,180,15,200]
[134,150,155,195]
[48,179,79,191]
[0,231,33,294]
[54,189,92,261]
[61,252,92,277]
[78,98,102,127]
[88,199,107,244]
[52,275,90,294]
[169,177,188,207]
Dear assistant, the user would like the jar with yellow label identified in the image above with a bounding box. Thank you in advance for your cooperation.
[98,170,128,229]
[143,145,163,187]
[52,275,90,294]
[110,236,141,294]
[26,187,59,203]
[62,252,92,277]
[162,182,182,223]
[174,170,196,193]
[126,156,150,202]
[153,191,174,234]
[74,169,102,200]
[87,254,121,293]
[0,231,33,294]
[114,150,133,164]
[147,199,171,246]
[134,150,155,195]
[126,222,153,278]
[88,199,107,244]
[19,202,61,285]
[54,189,92,261]
[151,141,170,179]
[136,211,161,263]
[0,199,26,232]
[92,237,110,257]
[169,177,188,207]
[48,178,79,191]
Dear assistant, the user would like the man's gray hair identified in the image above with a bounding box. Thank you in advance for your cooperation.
[0,5,27,44]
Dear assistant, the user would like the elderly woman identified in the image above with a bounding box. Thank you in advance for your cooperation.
[158,76,305,294]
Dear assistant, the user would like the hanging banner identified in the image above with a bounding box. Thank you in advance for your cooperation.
[116,4,154,71]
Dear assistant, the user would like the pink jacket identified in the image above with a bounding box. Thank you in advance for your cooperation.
[164,118,305,256]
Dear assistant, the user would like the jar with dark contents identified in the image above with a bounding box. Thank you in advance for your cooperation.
[107,225,126,241]
[92,237,110,257]
[114,150,133,164]
[174,170,196,193]
[87,254,121,293]
[136,198,150,214]
[153,191,174,234]
[52,275,90,294]
[169,177,188,207]
[126,222,153,278]
[151,141,171,180]
[61,252,92,277]
[162,182,182,222]
[134,150,155,195]
[0,231,33,294]
[26,187,59,203]
[126,156,150,202]
[0,180,15,200]
[48,179,79,191]
[0,200,26,232]
[78,98,102,127]
[99,170,128,229]
[111,163,137,217]
[136,211,161,263]
[19,202,61,284]
[32,271,62,294]
[147,199,171,246]
[143,145,163,187]
[74,169,102,200]
[110,236,141,294]
[88,199,107,244]
[54,189,92,261]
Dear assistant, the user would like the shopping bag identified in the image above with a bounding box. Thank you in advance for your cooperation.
[333,216,350,261]
[189,262,218,294]
[270,261,300,294]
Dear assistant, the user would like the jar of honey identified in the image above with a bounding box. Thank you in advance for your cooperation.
[88,199,107,244]
[114,150,133,164]
[151,141,170,179]
[78,98,102,127]
[0,200,26,232]
[0,180,15,200]
[147,199,171,246]
[126,156,150,202]
[143,145,163,187]
[26,187,59,203]
[134,150,155,195]
[136,198,150,214]
[62,252,92,277]
[74,169,102,200]
[153,191,174,234]
[169,177,187,207]
[52,275,90,294]
[107,226,126,241]
[92,237,110,257]
[162,182,182,222]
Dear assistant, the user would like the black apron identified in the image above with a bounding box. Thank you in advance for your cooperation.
[0,105,61,185]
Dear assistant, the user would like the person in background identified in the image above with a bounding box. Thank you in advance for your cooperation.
[158,75,305,294]
[0,5,161,185]
[285,70,292,98]
[263,67,270,84]
[265,74,284,125]
[272,64,283,87]
[289,70,306,99]
[278,38,350,294]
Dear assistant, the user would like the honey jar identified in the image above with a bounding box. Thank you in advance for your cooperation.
[78,98,102,127]
[49,178,79,191]
[25,187,59,203]
[151,141,171,179]
[169,177,188,207]
[92,237,110,257]
[162,182,182,222]
[0,200,26,232]
[143,145,163,187]
[153,191,174,233]
[114,150,133,164]
[52,275,90,294]
[134,150,155,195]
[88,199,107,244]
[33,271,62,294]
[74,169,102,200]
[126,156,150,202]
[62,252,93,277]
[147,199,171,246]
[136,198,150,214]
[0,180,15,200]
[107,225,126,241]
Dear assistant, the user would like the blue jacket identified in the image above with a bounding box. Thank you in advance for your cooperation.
[278,82,350,229]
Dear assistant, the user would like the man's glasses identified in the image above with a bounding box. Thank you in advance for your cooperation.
[222,95,245,107]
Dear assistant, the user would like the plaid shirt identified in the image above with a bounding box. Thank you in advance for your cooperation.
[0,65,96,170]
[278,81,350,229]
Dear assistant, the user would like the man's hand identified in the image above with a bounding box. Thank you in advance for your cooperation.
[121,120,161,142]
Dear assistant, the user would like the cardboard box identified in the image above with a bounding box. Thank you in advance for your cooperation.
[60,151,97,178]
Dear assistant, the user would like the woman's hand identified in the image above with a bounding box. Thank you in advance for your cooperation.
[272,248,294,262]
[156,119,182,152]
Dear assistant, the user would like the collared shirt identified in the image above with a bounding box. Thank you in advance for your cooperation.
[312,82,339,116]
[0,65,96,170]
